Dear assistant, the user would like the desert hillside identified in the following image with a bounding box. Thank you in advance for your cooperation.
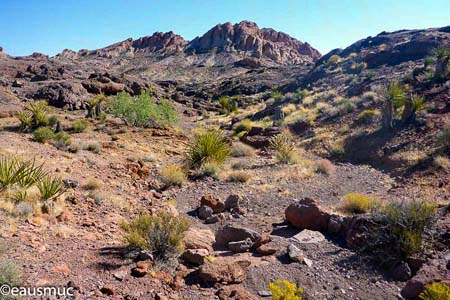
[0,21,449,300]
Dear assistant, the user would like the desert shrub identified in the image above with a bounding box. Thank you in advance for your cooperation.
[82,179,102,190]
[271,89,283,101]
[336,98,356,114]
[37,175,65,201]
[231,143,255,157]
[327,54,341,66]
[350,62,367,73]
[437,126,450,152]
[121,212,190,262]
[433,46,450,80]
[361,91,379,103]
[27,100,50,128]
[52,132,71,150]
[109,91,178,127]
[48,115,59,126]
[330,143,345,158]
[412,95,426,112]
[234,119,253,135]
[0,259,22,293]
[86,93,106,119]
[186,129,231,169]
[270,132,297,164]
[363,200,436,267]
[160,165,186,187]
[433,155,450,170]
[218,96,238,114]
[424,57,433,68]
[33,127,55,143]
[315,159,335,176]
[67,142,81,153]
[16,111,33,132]
[198,161,221,178]
[419,282,450,300]
[72,120,89,133]
[387,82,407,111]
[357,109,380,124]
[293,89,309,103]
[228,171,252,183]
[339,193,379,214]
[84,142,101,154]
[269,279,304,300]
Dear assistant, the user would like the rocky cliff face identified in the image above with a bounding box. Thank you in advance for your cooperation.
[186,21,320,64]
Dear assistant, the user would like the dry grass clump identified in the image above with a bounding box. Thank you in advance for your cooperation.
[234,119,253,136]
[198,161,221,179]
[419,282,450,300]
[160,165,186,187]
[82,179,102,190]
[281,104,297,116]
[315,159,335,176]
[339,193,380,214]
[231,142,255,157]
[228,171,252,183]
[270,131,299,164]
[71,119,89,133]
[84,142,102,154]
[433,155,450,170]
[186,129,231,169]
[121,212,190,264]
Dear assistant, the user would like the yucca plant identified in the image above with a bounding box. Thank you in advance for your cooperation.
[186,129,231,169]
[412,95,426,112]
[15,159,47,188]
[387,82,407,111]
[37,175,65,201]
[433,46,450,80]
[16,111,33,132]
[12,189,28,202]
[26,100,50,128]
[0,156,19,190]
[270,131,297,164]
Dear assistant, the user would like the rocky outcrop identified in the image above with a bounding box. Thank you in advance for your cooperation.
[199,258,251,284]
[186,21,320,64]
[31,82,88,109]
[132,31,187,54]
[285,198,330,231]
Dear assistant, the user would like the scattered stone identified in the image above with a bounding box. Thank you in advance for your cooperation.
[217,285,257,300]
[216,225,261,247]
[201,194,225,213]
[256,244,277,255]
[228,238,253,253]
[63,179,79,188]
[199,258,251,284]
[205,215,220,224]
[56,210,74,223]
[12,80,23,87]
[327,215,344,234]
[182,249,209,265]
[198,205,214,219]
[391,262,412,282]
[184,227,215,252]
[257,290,272,297]
[100,286,114,296]
[290,229,325,244]
[52,263,70,275]
[285,198,330,231]
[131,261,150,278]
[287,243,312,266]
[224,194,240,210]
[113,270,127,281]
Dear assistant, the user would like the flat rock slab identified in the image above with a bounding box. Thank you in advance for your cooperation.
[290,229,326,244]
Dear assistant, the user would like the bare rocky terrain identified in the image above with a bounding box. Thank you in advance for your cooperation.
[0,21,449,300]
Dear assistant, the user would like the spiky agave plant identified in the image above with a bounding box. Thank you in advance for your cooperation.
[186,129,231,169]
[15,159,47,188]
[37,175,66,202]
[0,156,19,190]
[16,111,33,132]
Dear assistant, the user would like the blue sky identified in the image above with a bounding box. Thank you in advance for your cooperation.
[1,0,449,56]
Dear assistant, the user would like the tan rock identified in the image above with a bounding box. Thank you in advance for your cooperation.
[183,227,215,252]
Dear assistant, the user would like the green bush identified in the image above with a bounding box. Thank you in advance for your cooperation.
[186,129,231,169]
[109,91,178,127]
[84,142,101,154]
[357,109,380,124]
[387,82,407,111]
[121,212,190,262]
[362,200,436,268]
[0,259,22,296]
[160,165,186,187]
[293,89,309,103]
[33,127,55,143]
[218,96,238,115]
[419,282,450,300]
[234,119,253,135]
[271,89,284,101]
[16,111,33,132]
[327,54,341,66]
[270,132,297,164]
[52,132,72,150]
[437,126,450,152]
[72,120,89,133]
[339,193,380,214]
[269,279,304,300]
[198,161,221,178]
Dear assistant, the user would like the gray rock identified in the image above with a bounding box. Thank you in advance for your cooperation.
[391,262,412,282]
[225,194,240,210]
[287,243,312,266]
[228,238,253,253]
[216,225,261,246]
[63,179,79,188]
[258,290,272,297]
[198,205,214,219]
[182,248,209,265]
[205,215,220,224]
[291,229,325,244]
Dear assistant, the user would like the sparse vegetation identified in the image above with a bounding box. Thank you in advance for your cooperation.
[433,46,450,80]
[0,259,22,295]
[433,155,450,170]
[37,175,65,201]
[198,161,221,178]
[363,200,436,267]
[356,109,380,124]
[72,119,89,133]
[339,193,380,214]
[52,132,72,150]
[234,119,253,136]
[231,142,255,157]
[419,282,450,300]
[86,94,106,119]
[109,91,178,127]
[270,131,298,164]
[82,179,102,190]
[186,129,231,169]
[437,126,450,152]
[327,54,341,66]
[315,159,335,176]
[218,96,238,114]
[33,127,55,143]
[271,89,283,101]
[160,165,186,187]
[84,142,102,154]
[228,170,252,183]
[269,279,304,300]
[121,212,190,263]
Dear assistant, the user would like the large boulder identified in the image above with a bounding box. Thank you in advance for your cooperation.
[32,82,88,110]
[200,194,225,213]
[183,227,215,252]
[240,126,281,149]
[199,258,251,284]
[401,254,450,299]
[285,198,330,231]
[216,225,261,247]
